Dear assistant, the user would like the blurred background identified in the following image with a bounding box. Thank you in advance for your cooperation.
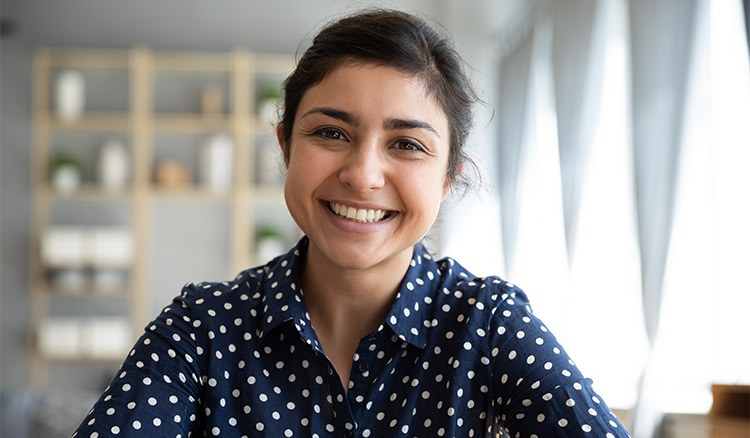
[1,0,749,437]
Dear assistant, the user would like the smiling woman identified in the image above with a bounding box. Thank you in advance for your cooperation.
[72,9,632,438]
[283,64,450,268]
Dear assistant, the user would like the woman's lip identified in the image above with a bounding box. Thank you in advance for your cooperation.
[322,199,396,213]
[320,199,399,230]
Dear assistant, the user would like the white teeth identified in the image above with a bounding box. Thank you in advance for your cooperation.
[330,202,388,223]
[346,206,357,219]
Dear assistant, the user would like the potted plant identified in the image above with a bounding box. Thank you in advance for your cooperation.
[257,85,282,125]
[49,153,84,194]
[255,225,286,261]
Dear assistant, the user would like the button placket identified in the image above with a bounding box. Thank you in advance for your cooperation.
[347,336,378,423]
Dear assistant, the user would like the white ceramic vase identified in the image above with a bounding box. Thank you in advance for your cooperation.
[98,139,129,191]
[51,164,82,194]
[200,134,233,192]
[55,70,85,122]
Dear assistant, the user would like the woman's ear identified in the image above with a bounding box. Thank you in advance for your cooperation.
[442,162,463,200]
[276,125,290,167]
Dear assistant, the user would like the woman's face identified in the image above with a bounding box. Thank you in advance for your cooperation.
[280,63,452,272]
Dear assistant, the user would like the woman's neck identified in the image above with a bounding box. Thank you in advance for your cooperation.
[301,241,412,339]
[299,240,413,391]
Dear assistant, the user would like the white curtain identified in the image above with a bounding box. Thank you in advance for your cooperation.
[497,0,649,410]
[493,0,750,437]
[634,0,750,430]
[559,0,648,410]
[629,0,698,435]
[706,0,750,388]
[502,10,571,335]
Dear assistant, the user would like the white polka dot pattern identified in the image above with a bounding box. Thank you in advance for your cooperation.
[73,237,631,437]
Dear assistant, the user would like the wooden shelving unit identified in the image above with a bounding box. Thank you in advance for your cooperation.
[29,47,296,388]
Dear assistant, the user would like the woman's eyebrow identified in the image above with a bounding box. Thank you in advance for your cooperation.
[301,107,358,125]
[300,107,439,137]
[384,118,440,137]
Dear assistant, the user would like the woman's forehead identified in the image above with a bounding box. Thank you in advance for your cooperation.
[295,63,449,131]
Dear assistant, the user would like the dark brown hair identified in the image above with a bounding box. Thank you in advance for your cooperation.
[279,9,479,186]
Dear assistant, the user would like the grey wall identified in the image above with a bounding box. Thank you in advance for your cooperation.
[1,25,35,390]
[1,0,519,391]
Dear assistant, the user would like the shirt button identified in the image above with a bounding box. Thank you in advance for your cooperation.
[358,362,369,373]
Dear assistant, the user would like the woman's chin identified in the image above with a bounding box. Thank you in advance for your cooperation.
[308,238,412,273]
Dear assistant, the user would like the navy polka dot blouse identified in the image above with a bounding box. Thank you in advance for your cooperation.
[73,237,630,437]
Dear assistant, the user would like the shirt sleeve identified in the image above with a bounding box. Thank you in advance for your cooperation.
[488,283,631,438]
[72,284,206,437]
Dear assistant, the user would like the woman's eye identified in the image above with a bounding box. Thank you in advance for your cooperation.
[315,127,347,140]
[393,139,425,152]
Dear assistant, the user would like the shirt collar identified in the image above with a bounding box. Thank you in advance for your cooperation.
[381,242,444,349]
[256,237,448,351]
[255,238,322,351]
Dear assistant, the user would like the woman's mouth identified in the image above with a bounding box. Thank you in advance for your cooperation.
[326,201,394,223]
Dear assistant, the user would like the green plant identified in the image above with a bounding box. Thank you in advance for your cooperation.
[259,85,282,102]
[256,224,284,241]
[48,153,84,178]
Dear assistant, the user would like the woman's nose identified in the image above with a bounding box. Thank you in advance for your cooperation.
[338,142,386,192]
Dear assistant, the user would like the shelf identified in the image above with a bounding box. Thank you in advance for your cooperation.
[153,52,232,73]
[42,261,134,270]
[37,354,128,363]
[151,186,234,202]
[153,113,233,133]
[48,113,131,132]
[252,185,286,203]
[42,289,131,300]
[45,184,133,202]
[30,46,296,389]
[254,54,296,74]
[48,49,130,70]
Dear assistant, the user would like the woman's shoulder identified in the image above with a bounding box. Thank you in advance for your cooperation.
[173,255,292,314]
[156,241,306,338]
[432,254,531,312]
[178,267,263,305]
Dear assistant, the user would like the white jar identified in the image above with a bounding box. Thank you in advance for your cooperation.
[55,70,85,122]
[200,134,233,192]
[51,164,82,194]
[98,139,129,191]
